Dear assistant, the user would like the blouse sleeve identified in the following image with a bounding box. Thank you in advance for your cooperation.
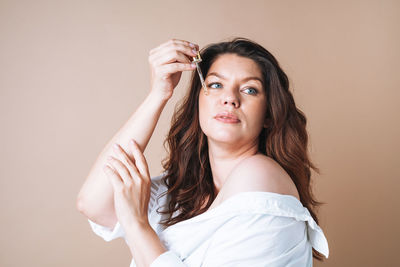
[200,213,320,267]
[88,218,126,242]
[87,173,166,242]
[150,251,187,267]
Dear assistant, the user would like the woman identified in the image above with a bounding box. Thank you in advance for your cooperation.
[77,38,329,267]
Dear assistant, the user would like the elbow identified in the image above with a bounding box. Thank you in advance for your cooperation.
[76,186,91,215]
[76,195,87,215]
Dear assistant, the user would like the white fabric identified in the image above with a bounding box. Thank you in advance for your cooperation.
[88,173,329,267]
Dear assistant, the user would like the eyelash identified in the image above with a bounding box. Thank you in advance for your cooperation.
[207,82,222,89]
[207,82,258,95]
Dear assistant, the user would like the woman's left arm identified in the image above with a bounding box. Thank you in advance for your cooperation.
[104,138,186,266]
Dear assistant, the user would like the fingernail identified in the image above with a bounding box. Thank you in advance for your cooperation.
[192,49,197,55]
[130,139,136,145]
[189,42,195,48]
[107,156,113,161]
[191,63,196,68]
[113,143,119,149]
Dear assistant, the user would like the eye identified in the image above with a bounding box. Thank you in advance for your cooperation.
[207,82,222,89]
[242,87,258,95]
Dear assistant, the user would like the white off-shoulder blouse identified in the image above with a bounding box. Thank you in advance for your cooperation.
[88,173,329,267]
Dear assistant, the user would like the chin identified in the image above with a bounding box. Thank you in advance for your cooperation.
[201,121,246,144]
[205,132,243,144]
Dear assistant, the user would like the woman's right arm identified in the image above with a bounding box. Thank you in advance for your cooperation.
[76,39,198,228]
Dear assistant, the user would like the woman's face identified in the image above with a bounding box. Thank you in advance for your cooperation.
[199,53,267,149]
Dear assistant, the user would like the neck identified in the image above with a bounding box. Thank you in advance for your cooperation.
[207,138,259,193]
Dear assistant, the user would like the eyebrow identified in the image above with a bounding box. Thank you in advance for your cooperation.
[207,72,264,84]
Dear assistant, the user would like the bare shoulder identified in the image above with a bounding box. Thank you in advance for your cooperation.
[222,154,300,201]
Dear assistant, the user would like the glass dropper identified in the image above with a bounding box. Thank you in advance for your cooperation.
[192,51,208,95]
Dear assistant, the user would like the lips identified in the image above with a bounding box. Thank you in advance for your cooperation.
[214,112,240,123]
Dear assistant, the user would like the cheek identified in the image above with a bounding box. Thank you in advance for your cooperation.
[198,92,216,132]
[245,102,267,129]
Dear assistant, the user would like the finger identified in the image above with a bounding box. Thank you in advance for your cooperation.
[157,62,196,76]
[153,48,197,66]
[107,156,141,186]
[163,39,199,50]
[112,143,138,179]
[163,42,198,59]
[150,39,198,55]
[109,151,143,185]
[112,143,134,162]
[152,49,193,66]
[129,139,150,179]
[150,42,198,65]
[103,164,124,191]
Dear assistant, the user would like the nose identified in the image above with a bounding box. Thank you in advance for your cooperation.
[221,91,240,108]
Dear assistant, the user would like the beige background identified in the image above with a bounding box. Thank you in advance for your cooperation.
[1,0,399,266]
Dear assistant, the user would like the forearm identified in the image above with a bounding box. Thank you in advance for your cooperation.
[104,91,168,152]
[77,92,168,226]
[125,224,167,267]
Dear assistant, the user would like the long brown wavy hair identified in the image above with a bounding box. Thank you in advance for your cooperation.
[158,37,325,261]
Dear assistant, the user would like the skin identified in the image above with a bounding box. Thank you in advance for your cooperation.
[102,40,299,267]
[199,53,268,192]
[103,39,198,267]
